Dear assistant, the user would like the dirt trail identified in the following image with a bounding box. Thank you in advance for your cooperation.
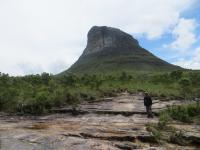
[0,93,199,150]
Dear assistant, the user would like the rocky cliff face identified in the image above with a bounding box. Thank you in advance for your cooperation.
[61,26,181,74]
[83,26,139,56]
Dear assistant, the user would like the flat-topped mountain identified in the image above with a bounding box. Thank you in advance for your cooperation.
[83,26,139,56]
[61,26,182,74]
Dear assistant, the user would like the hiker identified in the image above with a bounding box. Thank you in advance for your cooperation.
[144,92,153,118]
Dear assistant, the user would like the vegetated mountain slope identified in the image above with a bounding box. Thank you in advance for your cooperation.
[61,26,182,75]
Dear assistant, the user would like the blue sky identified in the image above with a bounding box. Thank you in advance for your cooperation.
[0,0,200,75]
[138,2,200,68]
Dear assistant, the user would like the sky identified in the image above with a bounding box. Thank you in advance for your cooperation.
[0,0,200,76]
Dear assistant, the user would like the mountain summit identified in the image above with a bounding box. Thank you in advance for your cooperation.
[63,26,181,74]
[83,26,139,56]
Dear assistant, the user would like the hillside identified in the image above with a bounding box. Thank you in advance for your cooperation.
[61,26,182,75]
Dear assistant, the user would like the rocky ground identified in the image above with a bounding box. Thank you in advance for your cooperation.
[0,93,199,150]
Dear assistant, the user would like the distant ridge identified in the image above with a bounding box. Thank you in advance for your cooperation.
[60,26,182,75]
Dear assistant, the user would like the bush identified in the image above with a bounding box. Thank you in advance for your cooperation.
[0,88,19,112]
[158,113,171,129]
[189,72,200,87]
[0,71,200,114]
[19,91,51,114]
[179,78,191,99]
[146,123,165,144]
[170,70,183,81]
[160,103,200,123]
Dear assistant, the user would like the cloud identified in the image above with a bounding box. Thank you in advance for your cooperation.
[0,0,197,75]
[165,16,200,70]
[16,63,44,75]
[17,61,69,75]
[173,47,200,69]
[167,18,198,51]
[48,60,69,74]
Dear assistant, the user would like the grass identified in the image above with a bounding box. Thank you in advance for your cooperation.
[159,102,200,123]
[147,102,200,145]
[0,70,200,114]
[65,43,182,75]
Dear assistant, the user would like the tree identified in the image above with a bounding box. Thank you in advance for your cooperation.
[119,72,132,82]
[170,70,183,80]
[189,72,200,87]
[41,72,51,85]
[179,78,191,99]
[61,74,78,87]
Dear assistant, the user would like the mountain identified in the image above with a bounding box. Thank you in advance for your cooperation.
[61,26,182,75]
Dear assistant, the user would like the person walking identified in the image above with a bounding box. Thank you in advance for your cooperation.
[144,92,153,118]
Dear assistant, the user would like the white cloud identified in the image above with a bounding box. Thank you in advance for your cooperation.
[167,18,198,51]
[173,47,200,69]
[174,60,200,70]
[0,0,197,75]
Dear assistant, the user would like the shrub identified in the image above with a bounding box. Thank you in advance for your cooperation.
[170,70,183,81]
[158,113,171,129]
[160,103,200,123]
[179,78,191,99]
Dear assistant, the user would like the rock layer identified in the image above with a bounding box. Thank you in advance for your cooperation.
[83,26,139,56]
[0,93,199,150]
[64,26,181,74]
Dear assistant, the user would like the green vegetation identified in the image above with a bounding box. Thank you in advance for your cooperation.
[0,70,200,114]
[65,47,181,75]
[64,26,181,75]
[147,102,200,144]
[147,122,186,145]
[159,102,200,123]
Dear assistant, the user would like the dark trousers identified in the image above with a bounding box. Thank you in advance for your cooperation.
[145,105,153,118]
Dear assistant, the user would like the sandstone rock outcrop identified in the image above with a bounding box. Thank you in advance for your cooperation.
[63,26,181,74]
[0,94,199,150]
[83,26,139,56]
